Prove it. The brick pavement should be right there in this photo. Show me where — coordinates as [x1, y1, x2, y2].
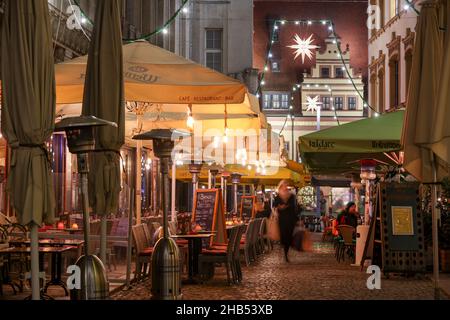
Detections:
[112, 233, 449, 300]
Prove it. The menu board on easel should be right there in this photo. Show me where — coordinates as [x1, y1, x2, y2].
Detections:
[192, 189, 227, 246]
[240, 196, 256, 222]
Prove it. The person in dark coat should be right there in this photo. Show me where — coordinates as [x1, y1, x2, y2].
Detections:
[273, 180, 299, 262]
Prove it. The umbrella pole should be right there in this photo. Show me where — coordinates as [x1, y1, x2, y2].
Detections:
[431, 151, 440, 299]
[100, 216, 107, 264]
[30, 223, 40, 300]
[125, 186, 134, 288]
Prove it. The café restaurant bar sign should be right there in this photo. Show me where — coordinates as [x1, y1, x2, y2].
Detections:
[55, 41, 246, 105]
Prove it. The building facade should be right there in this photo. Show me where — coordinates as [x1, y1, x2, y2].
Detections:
[253, 0, 369, 161]
[368, 0, 421, 114]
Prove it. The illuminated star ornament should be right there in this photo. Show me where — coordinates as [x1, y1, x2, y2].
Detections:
[287, 34, 320, 63]
[303, 96, 322, 113]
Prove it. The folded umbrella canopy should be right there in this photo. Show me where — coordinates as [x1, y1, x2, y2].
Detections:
[299, 111, 404, 174]
[1, 0, 56, 300]
[401, 0, 449, 299]
[82, 0, 124, 218]
[81, 0, 124, 269]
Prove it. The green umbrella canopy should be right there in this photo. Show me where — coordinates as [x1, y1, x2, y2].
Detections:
[1, 0, 56, 226]
[82, 0, 124, 215]
[299, 111, 404, 174]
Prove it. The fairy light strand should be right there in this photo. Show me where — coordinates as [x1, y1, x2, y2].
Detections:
[73, 0, 190, 42]
[256, 19, 379, 117]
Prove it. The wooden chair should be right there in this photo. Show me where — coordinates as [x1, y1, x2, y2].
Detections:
[336, 225, 356, 263]
[240, 220, 256, 266]
[231, 224, 246, 284]
[198, 226, 239, 285]
[131, 224, 153, 281]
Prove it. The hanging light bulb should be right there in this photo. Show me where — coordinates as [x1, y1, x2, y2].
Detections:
[186, 105, 194, 129]
[213, 136, 220, 148]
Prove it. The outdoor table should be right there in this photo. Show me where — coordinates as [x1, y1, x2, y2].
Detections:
[171, 233, 215, 284]
[9, 239, 85, 259]
[0, 246, 77, 298]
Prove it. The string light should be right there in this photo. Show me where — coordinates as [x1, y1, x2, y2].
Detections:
[256, 19, 377, 119]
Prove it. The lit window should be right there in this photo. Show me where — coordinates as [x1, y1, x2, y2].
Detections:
[262, 92, 291, 110]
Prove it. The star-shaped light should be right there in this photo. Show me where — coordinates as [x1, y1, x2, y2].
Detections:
[303, 96, 322, 113]
[287, 34, 319, 63]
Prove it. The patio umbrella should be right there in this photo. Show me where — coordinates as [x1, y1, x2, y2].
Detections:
[81, 0, 124, 264]
[401, 0, 448, 299]
[431, 1, 450, 170]
[299, 110, 404, 174]
[1, 0, 56, 300]
[55, 40, 247, 105]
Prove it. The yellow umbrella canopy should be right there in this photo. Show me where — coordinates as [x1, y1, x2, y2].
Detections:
[55, 40, 246, 105]
[172, 164, 303, 187]
[56, 93, 263, 141]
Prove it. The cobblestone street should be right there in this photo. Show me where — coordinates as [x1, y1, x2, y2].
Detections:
[112, 233, 448, 300]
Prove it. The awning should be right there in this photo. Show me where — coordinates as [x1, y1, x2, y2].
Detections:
[172, 164, 305, 187]
[298, 110, 404, 173]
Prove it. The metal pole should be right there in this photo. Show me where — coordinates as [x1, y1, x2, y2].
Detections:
[291, 115, 295, 160]
[79, 154, 91, 256]
[136, 139, 142, 224]
[171, 163, 176, 222]
[100, 216, 107, 265]
[431, 152, 440, 299]
[30, 223, 40, 300]
[125, 186, 134, 288]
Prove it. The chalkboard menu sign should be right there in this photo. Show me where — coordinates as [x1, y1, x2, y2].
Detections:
[240, 196, 256, 222]
[192, 189, 227, 245]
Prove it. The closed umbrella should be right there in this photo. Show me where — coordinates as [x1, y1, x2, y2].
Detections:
[431, 1, 450, 168]
[401, 0, 449, 299]
[1, 0, 56, 300]
[81, 0, 124, 265]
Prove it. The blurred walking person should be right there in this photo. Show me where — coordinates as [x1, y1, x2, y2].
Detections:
[273, 180, 299, 262]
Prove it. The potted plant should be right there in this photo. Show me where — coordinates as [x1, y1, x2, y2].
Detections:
[438, 177, 450, 272]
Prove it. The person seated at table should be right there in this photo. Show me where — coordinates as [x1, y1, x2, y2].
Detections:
[336, 201, 359, 229]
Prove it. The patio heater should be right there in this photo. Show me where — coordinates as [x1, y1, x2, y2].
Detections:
[231, 173, 244, 215]
[209, 167, 220, 188]
[54, 115, 116, 300]
[221, 172, 230, 215]
[353, 159, 377, 267]
[133, 129, 190, 300]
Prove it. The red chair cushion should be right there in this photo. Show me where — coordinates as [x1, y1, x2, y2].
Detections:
[139, 247, 154, 256]
[202, 249, 226, 255]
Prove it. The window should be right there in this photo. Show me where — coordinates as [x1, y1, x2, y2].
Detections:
[335, 67, 345, 78]
[348, 97, 357, 110]
[405, 51, 413, 97]
[321, 96, 331, 110]
[262, 92, 290, 110]
[320, 67, 331, 78]
[205, 29, 223, 72]
[334, 97, 344, 110]
[389, 58, 400, 108]
[271, 60, 280, 72]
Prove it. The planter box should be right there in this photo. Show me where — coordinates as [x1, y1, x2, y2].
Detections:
[440, 249, 450, 272]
